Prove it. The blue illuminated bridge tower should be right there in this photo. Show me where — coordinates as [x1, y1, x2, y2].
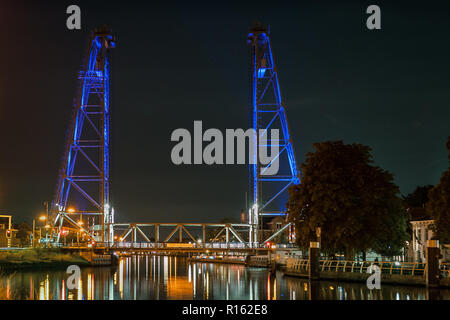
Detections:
[51, 28, 116, 244]
[48, 25, 298, 247]
[248, 24, 301, 243]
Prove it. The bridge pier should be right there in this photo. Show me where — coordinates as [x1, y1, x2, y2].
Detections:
[309, 241, 320, 281]
[426, 240, 440, 288]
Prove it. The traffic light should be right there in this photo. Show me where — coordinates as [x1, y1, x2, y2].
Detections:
[6, 229, 11, 238]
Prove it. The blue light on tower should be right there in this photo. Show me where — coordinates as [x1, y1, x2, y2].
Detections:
[52, 29, 115, 244]
[248, 24, 300, 239]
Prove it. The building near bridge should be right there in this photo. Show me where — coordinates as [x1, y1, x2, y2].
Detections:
[408, 207, 450, 262]
[263, 216, 289, 243]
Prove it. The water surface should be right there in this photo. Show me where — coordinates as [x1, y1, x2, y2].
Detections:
[0, 256, 448, 300]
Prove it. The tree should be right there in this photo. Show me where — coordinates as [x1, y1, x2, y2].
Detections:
[287, 141, 409, 259]
[447, 136, 450, 159]
[426, 137, 450, 243]
[15, 222, 32, 247]
[403, 185, 433, 209]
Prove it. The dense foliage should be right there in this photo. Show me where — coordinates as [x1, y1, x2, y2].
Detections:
[426, 137, 450, 243]
[403, 185, 433, 209]
[287, 141, 409, 259]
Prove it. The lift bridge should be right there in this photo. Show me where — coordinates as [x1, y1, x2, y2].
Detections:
[49, 25, 300, 252]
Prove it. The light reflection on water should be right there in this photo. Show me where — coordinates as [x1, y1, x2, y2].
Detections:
[0, 256, 448, 300]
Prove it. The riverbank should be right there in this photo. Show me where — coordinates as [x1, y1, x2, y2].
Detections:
[0, 248, 90, 270]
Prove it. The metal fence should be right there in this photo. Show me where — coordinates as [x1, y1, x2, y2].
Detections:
[286, 259, 427, 277]
[440, 262, 450, 278]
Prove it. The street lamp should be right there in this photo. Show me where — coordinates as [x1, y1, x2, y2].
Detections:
[33, 214, 47, 247]
[315, 227, 321, 248]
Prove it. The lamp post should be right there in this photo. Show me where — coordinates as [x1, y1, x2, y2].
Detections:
[37, 215, 46, 247]
[315, 227, 321, 248]
[43, 201, 49, 224]
[77, 220, 84, 246]
[32, 219, 35, 247]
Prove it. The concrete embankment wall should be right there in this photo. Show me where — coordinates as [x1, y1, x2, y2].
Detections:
[246, 255, 269, 267]
[284, 269, 426, 286]
[441, 278, 450, 287]
[79, 251, 114, 266]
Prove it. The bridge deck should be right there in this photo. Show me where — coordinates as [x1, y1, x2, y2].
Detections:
[59, 242, 296, 254]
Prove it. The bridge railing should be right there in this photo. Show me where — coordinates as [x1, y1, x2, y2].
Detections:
[275, 243, 297, 249]
[440, 262, 450, 278]
[286, 258, 427, 277]
[61, 241, 278, 249]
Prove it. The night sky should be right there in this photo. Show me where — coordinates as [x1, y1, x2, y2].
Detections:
[1, 0, 449, 224]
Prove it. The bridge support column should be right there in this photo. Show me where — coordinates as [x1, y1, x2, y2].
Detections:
[132, 226, 137, 247]
[309, 241, 320, 281]
[426, 240, 440, 288]
[226, 227, 229, 243]
[155, 224, 159, 247]
[202, 225, 206, 248]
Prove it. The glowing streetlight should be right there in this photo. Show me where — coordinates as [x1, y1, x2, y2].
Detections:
[67, 208, 75, 213]
[39, 215, 46, 221]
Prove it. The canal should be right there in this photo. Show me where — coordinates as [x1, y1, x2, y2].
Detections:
[0, 256, 449, 300]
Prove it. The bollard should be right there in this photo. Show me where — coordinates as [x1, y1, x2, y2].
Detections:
[426, 240, 440, 288]
[309, 241, 320, 280]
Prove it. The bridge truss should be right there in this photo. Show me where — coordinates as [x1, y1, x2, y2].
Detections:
[114, 223, 249, 245]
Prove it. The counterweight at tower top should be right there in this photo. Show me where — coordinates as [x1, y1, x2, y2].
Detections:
[248, 24, 300, 242]
[51, 28, 116, 244]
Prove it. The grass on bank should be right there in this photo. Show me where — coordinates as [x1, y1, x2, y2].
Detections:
[0, 248, 89, 268]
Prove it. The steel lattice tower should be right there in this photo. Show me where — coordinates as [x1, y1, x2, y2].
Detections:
[51, 28, 116, 244]
[248, 24, 300, 243]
